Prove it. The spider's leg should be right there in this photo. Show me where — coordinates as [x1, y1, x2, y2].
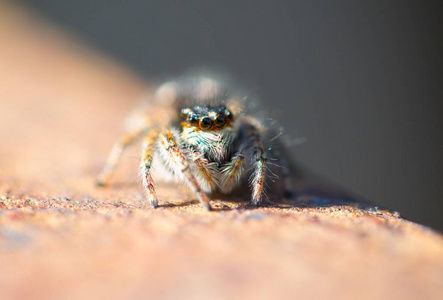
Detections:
[140, 129, 159, 208]
[242, 117, 267, 206]
[220, 151, 245, 192]
[158, 130, 212, 210]
[96, 130, 144, 186]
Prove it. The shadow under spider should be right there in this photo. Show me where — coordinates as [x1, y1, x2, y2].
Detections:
[155, 178, 382, 213]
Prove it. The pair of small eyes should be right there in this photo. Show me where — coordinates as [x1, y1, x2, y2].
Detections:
[189, 114, 227, 130]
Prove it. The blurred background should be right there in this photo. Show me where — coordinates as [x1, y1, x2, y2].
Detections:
[14, 0, 443, 230]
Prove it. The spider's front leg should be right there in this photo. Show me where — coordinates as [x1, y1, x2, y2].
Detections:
[140, 129, 159, 208]
[242, 117, 268, 206]
[158, 130, 212, 210]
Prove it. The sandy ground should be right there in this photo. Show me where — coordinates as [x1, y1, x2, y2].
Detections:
[0, 2, 442, 300]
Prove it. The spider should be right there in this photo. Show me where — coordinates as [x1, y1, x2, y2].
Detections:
[96, 72, 293, 210]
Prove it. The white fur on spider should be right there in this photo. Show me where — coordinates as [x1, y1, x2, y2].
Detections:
[181, 126, 235, 161]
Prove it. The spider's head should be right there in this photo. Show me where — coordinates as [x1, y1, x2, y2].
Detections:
[180, 105, 233, 131]
[180, 105, 235, 160]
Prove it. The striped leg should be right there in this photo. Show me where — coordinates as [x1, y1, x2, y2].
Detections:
[158, 130, 212, 210]
[242, 118, 267, 205]
[140, 130, 159, 208]
[251, 141, 267, 205]
[97, 130, 143, 186]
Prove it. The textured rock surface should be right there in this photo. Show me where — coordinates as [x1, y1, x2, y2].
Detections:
[1, 3, 442, 300]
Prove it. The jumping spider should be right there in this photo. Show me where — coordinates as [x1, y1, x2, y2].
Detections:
[97, 73, 293, 210]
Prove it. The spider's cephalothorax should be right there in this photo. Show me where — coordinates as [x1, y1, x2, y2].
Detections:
[180, 105, 235, 161]
[96, 73, 292, 210]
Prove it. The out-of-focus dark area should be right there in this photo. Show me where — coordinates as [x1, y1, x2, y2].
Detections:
[18, 1, 442, 230]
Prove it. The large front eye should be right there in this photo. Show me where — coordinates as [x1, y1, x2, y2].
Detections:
[200, 117, 213, 130]
[215, 115, 226, 128]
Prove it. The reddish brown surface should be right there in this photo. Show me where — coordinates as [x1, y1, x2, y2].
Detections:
[1, 3, 442, 300]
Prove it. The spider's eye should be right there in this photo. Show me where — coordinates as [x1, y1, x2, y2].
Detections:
[215, 115, 226, 128]
[224, 110, 233, 120]
[189, 114, 199, 126]
[200, 117, 213, 130]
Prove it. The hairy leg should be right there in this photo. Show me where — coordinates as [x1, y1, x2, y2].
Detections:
[140, 129, 159, 208]
[96, 130, 144, 186]
[242, 117, 267, 205]
[158, 130, 212, 210]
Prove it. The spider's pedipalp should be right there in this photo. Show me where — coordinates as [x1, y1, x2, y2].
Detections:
[187, 149, 219, 193]
[220, 151, 245, 193]
[158, 129, 212, 210]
